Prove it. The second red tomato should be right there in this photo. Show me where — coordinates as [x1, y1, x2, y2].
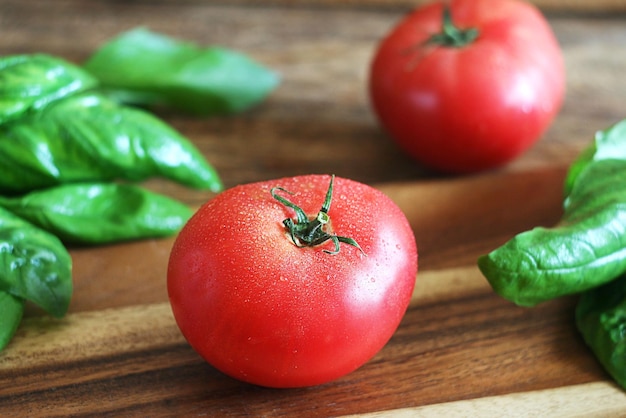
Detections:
[369, 0, 565, 173]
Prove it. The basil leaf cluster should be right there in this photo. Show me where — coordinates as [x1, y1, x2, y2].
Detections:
[0, 30, 278, 351]
[478, 119, 626, 390]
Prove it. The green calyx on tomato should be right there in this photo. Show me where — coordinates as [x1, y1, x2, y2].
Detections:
[427, 7, 478, 48]
[271, 175, 365, 255]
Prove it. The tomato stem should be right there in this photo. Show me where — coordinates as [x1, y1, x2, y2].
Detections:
[271, 175, 366, 256]
[427, 6, 479, 48]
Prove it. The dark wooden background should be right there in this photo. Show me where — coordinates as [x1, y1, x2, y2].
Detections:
[1, 0, 626, 416]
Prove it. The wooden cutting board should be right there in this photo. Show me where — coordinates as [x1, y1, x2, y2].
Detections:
[2, 0, 626, 416]
[2, 167, 626, 417]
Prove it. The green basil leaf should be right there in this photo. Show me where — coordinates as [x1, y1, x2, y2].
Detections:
[83, 28, 279, 115]
[0, 207, 72, 318]
[565, 119, 626, 197]
[0, 93, 222, 194]
[0, 183, 193, 245]
[576, 274, 626, 390]
[0, 54, 97, 124]
[0, 290, 25, 351]
[478, 122, 626, 306]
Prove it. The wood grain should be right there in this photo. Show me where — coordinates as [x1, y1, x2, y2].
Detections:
[1, 0, 626, 416]
[353, 382, 626, 417]
[0, 168, 609, 417]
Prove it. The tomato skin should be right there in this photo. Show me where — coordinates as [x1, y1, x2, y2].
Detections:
[167, 175, 417, 388]
[369, 0, 565, 173]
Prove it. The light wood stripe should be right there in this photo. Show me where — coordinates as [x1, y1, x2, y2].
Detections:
[346, 382, 626, 417]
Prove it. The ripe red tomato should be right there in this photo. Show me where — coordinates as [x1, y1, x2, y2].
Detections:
[369, 0, 565, 173]
[167, 174, 417, 388]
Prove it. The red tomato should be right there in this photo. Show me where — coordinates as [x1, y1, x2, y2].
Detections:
[369, 0, 565, 173]
[167, 175, 417, 388]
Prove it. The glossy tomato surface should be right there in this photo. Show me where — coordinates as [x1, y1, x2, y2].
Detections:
[369, 0, 565, 173]
[167, 175, 418, 388]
